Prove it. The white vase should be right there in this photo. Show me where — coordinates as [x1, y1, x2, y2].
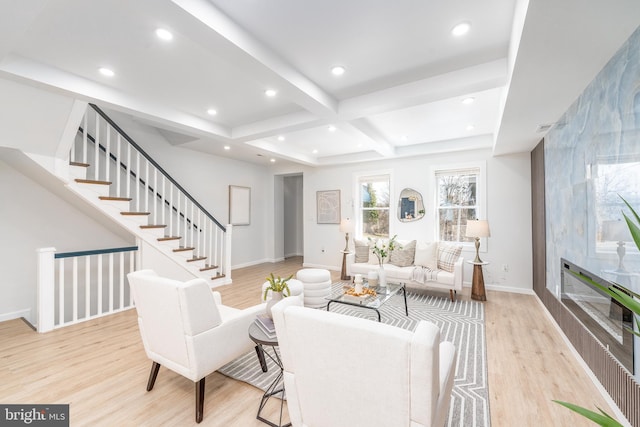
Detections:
[378, 266, 387, 287]
[266, 291, 283, 319]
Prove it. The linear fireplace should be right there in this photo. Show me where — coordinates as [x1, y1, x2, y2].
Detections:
[561, 258, 634, 373]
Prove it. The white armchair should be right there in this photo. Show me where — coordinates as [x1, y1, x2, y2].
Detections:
[271, 297, 457, 427]
[127, 270, 265, 423]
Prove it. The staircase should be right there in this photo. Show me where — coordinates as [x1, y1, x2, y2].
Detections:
[36, 103, 231, 287]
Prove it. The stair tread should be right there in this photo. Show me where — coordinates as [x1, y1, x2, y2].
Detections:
[187, 256, 207, 262]
[75, 178, 112, 185]
[121, 211, 151, 216]
[70, 161, 90, 167]
[99, 196, 132, 202]
[200, 265, 219, 271]
[173, 247, 195, 252]
[140, 224, 166, 229]
[212, 273, 226, 280]
[158, 236, 181, 241]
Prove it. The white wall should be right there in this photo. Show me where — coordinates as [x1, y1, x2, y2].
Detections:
[0, 155, 133, 324]
[292, 149, 533, 292]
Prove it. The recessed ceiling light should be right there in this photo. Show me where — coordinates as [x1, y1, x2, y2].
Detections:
[270, 158, 276, 163]
[452, 22, 471, 37]
[223, 145, 230, 150]
[466, 125, 475, 131]
[312, 149, 319, 154]
[207, 109, 217, 116]
[331, 65, 346, 76]
[462, 97, 475, 105]
[98, 67, 115, 77]
[265, 89, 277, 97]
[155, 28, 173, 41]
[328, 125, 336, 132]
[277, 135, 285, 141]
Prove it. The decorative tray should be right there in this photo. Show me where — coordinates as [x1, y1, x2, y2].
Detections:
[342, 286, 376, 302]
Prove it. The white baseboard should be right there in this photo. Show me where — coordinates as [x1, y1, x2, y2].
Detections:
[0, 308, 31, 323]
[231, 258, 284, 270]
[534, 295, 632, 427]
[284, 252, 303, 258]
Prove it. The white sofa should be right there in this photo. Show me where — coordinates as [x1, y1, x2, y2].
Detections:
[346, 240, 464, 301]
[272, 296, 457, 427]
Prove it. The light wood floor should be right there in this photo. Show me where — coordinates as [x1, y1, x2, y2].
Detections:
[0, 257, 615, 426]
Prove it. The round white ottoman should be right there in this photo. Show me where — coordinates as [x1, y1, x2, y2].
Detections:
[261, 278, 304, 303]
[296, 268, 332, 308]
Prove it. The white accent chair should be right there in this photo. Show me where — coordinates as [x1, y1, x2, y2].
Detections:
[127, 270, 265, 423]
[271, 297, 457, 427]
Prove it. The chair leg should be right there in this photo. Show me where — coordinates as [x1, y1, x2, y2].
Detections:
[146, 362, 161, 391]
[449, 289, 455, 302]
[195, 378, 205, 423]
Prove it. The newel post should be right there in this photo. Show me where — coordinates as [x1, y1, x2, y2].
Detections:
[37, 247, 56, 333]
[225, 224, 233, 281]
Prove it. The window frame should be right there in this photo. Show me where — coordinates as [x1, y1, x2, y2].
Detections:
[431, 162, 486, 249]
[354, 171, 394, 240]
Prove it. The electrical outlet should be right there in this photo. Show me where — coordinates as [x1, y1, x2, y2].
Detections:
[502, 264, 509, 272]
[321, 246, 325, 253]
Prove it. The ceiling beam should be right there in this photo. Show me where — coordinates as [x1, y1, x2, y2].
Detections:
[171, 0, 338, 117]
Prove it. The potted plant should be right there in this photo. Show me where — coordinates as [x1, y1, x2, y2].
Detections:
[367, 235, 399, 287]
[263, 273, 293, 318]
[554, 196, 640, 426]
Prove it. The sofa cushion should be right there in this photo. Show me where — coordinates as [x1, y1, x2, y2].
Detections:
[390, 240, 416, 267]
[382, 263, 414, 280]
[354, 239, 370, 263]
[414, 241, 438, 270]
[437, 243, 462, 273]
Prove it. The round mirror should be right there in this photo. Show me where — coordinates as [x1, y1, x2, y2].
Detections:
[398, 188, 425, 222]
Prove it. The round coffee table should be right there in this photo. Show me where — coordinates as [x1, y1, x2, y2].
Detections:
[248, 322, 290, 427]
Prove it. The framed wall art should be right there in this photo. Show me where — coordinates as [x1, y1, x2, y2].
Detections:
[229, 185, 251, 226]
[316, 190, 341, 224]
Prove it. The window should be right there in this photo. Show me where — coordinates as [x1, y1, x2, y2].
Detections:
[435, 167, 481, 243]
[358, 174, 390, 239]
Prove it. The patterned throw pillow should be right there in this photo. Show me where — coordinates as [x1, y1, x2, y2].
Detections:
[437, 243, 462, 272]
[390, 240, 416, 267]
[354, 239, 370, 263]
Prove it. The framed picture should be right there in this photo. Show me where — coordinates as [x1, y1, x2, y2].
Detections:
[316, 190, 341, 224]
[229, 185, 251, 226]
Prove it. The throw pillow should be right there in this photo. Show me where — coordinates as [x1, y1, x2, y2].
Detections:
[437, 243, 462, 273]
[414, 241, 438, 270]
[390, 240, 416, 267]
[354, 239, 370, 263]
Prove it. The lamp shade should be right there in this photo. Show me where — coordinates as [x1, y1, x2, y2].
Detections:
[465, 220, 491, 238]
[602, 220, 630, 242]
[339, 218, 354, 233]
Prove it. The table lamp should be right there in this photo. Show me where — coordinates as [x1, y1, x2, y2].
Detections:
[339, 218, 354, 252]
[465, 220, 491, 263]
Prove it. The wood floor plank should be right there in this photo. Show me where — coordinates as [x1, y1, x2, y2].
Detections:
[0, 257, 618, 426]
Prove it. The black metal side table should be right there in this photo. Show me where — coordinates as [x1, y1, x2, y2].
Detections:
[248, 322, 291, 427]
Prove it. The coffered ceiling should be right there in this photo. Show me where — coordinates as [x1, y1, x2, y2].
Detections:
[0, 0, 638, 166]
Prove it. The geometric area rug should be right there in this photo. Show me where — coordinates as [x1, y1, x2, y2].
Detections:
[219, 285, 490, 427]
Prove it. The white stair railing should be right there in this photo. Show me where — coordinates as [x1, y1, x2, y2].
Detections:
[73, 104, 228, 279]
[37, 245, 138, 333]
